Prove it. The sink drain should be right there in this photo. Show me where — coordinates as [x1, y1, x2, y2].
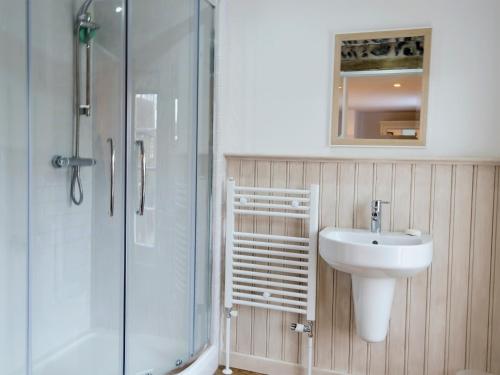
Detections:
[372, 240, 379, 245]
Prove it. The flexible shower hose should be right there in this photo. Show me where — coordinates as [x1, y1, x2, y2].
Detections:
[70, 166, 84, 205]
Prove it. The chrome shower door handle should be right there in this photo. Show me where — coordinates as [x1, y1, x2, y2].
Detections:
[107, 138, 115, 217]
[135, 140, 146, 216]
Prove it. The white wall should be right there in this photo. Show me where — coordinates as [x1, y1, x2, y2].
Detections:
[218, 0, 500, 159]
[30, 0, 94, 362]
[0, 1, 28, 374]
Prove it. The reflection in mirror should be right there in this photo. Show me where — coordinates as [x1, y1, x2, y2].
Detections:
[331, 29, 431, 146]
[134, 93, 158, 247]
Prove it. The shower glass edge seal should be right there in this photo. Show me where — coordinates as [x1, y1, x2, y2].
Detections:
[26, 0, 33, 374]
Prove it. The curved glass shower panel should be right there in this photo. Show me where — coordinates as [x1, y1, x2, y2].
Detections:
[30, 1, 125, 374]
[126, 0, 201, 373]
[0, 1, 28, 374]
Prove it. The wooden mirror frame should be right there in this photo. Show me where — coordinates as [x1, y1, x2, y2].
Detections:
[330, 28, 432, 147]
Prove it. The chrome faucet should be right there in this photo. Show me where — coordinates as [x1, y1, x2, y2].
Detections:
[371, 200, 390, 233]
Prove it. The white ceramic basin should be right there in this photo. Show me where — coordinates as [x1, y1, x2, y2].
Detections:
[319, 227, 433, 342]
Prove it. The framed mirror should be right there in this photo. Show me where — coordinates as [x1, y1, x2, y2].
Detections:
[330, 28, 431, 146]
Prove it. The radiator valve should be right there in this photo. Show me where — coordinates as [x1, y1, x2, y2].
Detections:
[290, 321, 313, 337]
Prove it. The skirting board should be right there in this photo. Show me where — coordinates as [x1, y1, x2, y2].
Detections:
[220, 352, 348, 375]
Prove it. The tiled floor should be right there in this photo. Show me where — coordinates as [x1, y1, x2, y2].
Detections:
[215, 366, 264, 375]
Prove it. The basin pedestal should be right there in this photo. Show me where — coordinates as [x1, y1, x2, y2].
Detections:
[351, 275, 396, 342]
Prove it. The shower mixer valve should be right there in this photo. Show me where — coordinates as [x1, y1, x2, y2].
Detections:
[52, 156, 96, 168]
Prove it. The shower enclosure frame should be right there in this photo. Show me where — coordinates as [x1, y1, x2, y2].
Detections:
[12, 0, 220, 374]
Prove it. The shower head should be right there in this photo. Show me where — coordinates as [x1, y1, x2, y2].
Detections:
[76, 0, 99, 42]
[77, 0, 94, 20]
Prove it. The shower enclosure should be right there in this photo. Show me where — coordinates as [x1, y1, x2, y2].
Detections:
[0, 0, 215, 374]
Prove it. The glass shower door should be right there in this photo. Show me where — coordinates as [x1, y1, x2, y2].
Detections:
[126, 0, 200, 373]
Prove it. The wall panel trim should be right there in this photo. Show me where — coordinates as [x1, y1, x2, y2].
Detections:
[223, 156, 500, 375]
[225, 154, 500, 166]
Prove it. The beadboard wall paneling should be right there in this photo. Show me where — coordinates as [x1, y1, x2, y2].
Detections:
[224, 157, 500, 375]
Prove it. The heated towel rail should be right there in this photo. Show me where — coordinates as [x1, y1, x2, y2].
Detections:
[223, 178, 320, 375]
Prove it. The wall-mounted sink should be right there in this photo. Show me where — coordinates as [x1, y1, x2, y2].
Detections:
[319, 227, 433, 342]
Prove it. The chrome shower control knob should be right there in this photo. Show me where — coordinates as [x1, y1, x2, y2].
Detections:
[52, 156, 67, 168]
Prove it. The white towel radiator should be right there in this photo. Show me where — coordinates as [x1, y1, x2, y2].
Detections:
[223, 178, 320, 375]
